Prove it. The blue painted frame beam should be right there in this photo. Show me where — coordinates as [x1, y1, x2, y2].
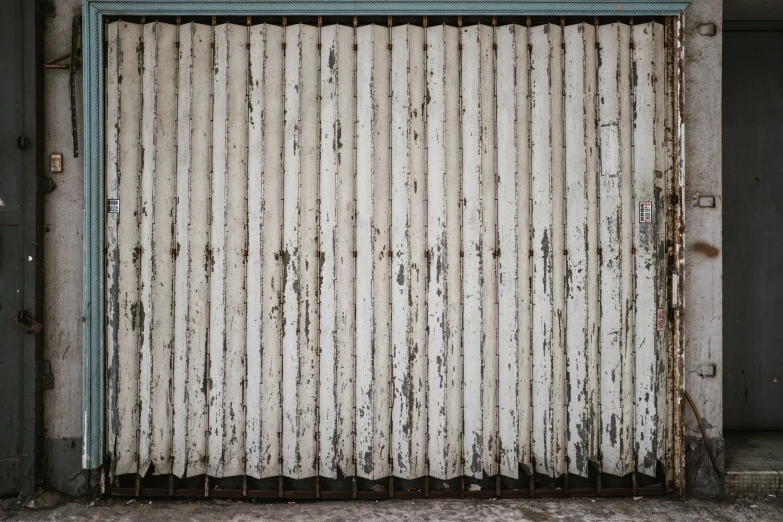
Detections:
[81, 0, 690, 470]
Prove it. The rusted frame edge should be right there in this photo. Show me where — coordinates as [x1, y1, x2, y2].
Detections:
[667, 14, 686, 498]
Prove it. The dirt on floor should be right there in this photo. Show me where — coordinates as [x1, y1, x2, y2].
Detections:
[2, 493, 783, 522]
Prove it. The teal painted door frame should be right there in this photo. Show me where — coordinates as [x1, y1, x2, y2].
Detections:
[81, 0, 690, 471]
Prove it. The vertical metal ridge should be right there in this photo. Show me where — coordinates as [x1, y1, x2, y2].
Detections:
[355, 22, 375, 480]
[356, 23, 392, 481]
[550, 21, 566, 479]
[409, 23, 427, 480]
[318, 21, 338, 480]
[597, 21, 635, 478]
[518, 20, 533, 476]
[564, 21, 590, 478]
[314, 19, 322, 489]
[301, 21, 320, 480]
[480, 21, 498, 480]
[584, 20, 600, 478]
[277, 19, 286, 482]
[258, 21, 286, 480]
[425, 23, 448, 480]
[334, 21, 357, 479]
[172, 19, 193, 479]
[391, 22, 417, 480]
[444, 23, 463, 481]
[530, 22, 556, 479]
[460, 22, 483, 480]
[496, 22, 521, 479]
[151, 21, 178, 476]
[421, 18, 430, 487]
[221, 21, 249, 478]
[105, 20, 120, 481]
[240, 18, 252, 483]
[208, 21, 229, 478]
[137, 21, 157, 477]
[186, 21, 212, 478]
[352, 16, 358, 487]
[282, 22, 302, 479]
[377, 23, 392, 483]
[282, 22, 320, 479]
[618, 21, 635, 478]
[245, 22, 265, 479]
[592, 17, 604, 482]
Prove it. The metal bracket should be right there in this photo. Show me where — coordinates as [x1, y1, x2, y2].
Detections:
[16, 310, 43, 335]
[37, 361, 55, 390]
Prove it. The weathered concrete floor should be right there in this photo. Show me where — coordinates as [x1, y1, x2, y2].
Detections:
[3, 495, 783, 522]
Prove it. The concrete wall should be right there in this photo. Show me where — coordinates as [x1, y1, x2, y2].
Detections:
[39, 0, 725, 496]
[682, 0, 724, 496]
[42, 0, 88, 496]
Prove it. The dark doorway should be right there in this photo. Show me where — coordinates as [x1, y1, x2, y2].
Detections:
[0, 0, 42, 496]
[723, 28, 783, 430]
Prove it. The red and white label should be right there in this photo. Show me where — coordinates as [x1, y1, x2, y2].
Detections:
[640, 201, 653, 223]
[656, 308, 665, 332]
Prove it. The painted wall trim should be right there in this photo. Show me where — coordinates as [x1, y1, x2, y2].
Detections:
[86, 1, 691, 16]
[81, 0, 691, 470]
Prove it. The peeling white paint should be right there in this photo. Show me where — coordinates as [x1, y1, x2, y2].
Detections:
[105, 20, 674, 483]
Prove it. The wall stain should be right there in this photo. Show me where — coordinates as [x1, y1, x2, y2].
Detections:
[692, 241, 719, 258]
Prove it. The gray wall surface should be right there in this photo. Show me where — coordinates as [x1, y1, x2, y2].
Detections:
[42, 0, 88, 496]
[40, 0, 724, 496]
[682, 0, 724, 496]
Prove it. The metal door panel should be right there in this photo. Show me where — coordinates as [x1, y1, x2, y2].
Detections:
[104, 20, 675, 487]
[0, 0, 40, 496]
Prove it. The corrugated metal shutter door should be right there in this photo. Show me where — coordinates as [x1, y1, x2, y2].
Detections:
[105, 20, 671, 484]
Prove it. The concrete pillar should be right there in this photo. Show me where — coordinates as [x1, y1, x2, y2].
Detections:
[682, 0, 724, 496]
